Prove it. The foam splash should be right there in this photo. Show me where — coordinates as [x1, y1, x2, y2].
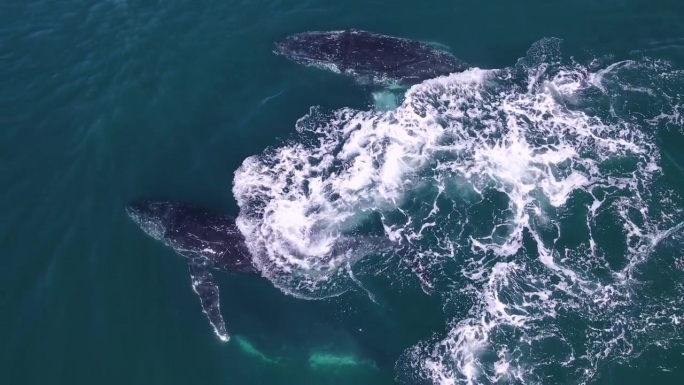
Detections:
[233, 71, 456, 296]
[399, 41, 684, 385]
[232, 38, 684, 384]
[372, 91, 400, 111]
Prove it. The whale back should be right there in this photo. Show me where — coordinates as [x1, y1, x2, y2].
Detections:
[274, 29, 468, 85]
[163, 205, 257, 273]
[126, 200, 257, 274]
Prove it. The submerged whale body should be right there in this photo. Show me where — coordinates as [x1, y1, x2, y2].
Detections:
[126, 200, 258, 342]
[274, 29, 469, 86]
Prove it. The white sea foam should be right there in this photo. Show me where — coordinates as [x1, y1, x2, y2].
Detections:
[232, 38, 684, 383]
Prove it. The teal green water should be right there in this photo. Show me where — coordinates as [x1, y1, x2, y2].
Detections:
[3, 1, 684, 384]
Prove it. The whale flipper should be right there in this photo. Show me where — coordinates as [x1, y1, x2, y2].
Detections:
[188, 253, 230, 342]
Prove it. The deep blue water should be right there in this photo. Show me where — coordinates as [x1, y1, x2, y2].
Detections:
[3, 1, 684, 384]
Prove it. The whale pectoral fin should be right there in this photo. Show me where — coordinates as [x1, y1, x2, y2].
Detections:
[187, 253, 230, 342]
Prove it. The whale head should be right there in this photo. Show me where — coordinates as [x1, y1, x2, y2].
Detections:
[273, 30, 347, 69]
[125, 200, 176, 242]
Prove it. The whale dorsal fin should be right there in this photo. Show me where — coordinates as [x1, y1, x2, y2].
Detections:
[188, 253, 230, 342]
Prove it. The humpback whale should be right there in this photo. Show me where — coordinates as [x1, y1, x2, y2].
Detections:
[126, 200, 425, 343]
[273, 29, 468, 86]
[126, 200, 257, 342]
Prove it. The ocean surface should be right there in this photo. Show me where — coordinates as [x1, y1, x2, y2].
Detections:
[3, 1, 684, 384]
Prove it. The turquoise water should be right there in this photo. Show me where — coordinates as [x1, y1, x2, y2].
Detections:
[3, 1, 684, 384]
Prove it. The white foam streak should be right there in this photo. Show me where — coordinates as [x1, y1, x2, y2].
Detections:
[233, 69, 490, 296]
[232, 39, 684, 383]
[402, 47, 678, 384]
